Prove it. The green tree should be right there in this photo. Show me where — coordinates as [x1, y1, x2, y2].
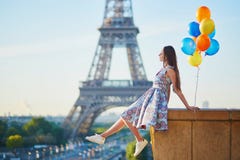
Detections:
[36, 134, 56, 144]
[51, 124, 65, 144]
[126, 141, 137, 160]
[0, 120, 7, 136]
[6, 134, 24, 149]
[126, 140, 149, 160]
[0, 120, 7, 146]
[23, 117, 66, 145]
[23, 117, 52, 136]
[9, 121, 25, 136]
[6, 127, 21, 137]
[126, 132, 153, 160]
[94, 127, 107, 134]
[23, 136, 37, 147]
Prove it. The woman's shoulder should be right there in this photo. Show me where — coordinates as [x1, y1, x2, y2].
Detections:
[163, 65, 174, 73]
[165, 65, 174, 70]
[158, 65, 174, 75]
[165, 66, 176, 77]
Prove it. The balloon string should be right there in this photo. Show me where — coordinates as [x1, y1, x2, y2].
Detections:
[194, 67, 200, 106]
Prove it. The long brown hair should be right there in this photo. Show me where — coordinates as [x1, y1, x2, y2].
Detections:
[163, 45, 181, 91]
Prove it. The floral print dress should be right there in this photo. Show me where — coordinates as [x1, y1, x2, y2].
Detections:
[121, 65, 174, 131]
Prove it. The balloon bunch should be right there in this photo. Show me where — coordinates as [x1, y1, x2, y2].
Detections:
[181, 6, 220, 67]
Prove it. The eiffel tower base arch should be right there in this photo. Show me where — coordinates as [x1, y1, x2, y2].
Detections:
[62, 80, 152, 139]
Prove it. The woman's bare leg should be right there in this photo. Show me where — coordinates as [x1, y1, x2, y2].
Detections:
[100, 117, 143, 142]
[100, 118, 125, 138]
[121, 118, 143, 142]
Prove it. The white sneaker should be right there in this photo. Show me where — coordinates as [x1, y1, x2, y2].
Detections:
[85, 134, 105, 145]
[134, 139, 148, 157]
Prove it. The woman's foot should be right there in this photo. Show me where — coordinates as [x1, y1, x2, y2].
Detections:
[134, 139, 148, 157]
[85, 134, 105, 145]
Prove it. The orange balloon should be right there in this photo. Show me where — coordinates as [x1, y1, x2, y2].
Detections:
[196, 6, 211, 22]
[196, 34, 210, 51]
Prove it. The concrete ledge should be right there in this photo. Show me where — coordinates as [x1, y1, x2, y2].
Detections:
[150, 109, 240, 160]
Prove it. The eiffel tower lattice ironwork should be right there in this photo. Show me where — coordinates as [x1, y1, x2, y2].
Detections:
[63, 0, 152, 139]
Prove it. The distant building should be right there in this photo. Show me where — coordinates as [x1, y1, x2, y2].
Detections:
[95, 112, 120, 123]
[0, 115, 65, 126]
[202, 100, 209, 108]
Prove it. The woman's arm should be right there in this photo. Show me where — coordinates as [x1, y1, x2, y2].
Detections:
[166, 69, 199, 111]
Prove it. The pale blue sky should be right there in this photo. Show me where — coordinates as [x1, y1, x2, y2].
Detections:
[0, 0, 240, 116]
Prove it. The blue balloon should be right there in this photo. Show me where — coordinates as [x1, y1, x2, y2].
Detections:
[181, 37, 196, 55]
[205, 39, 220, 56]
[208, 29, 216, 39]
[188, 21, 201, 37]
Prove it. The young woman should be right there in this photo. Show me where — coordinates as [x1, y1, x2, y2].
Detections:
[86, 45, 200, 157]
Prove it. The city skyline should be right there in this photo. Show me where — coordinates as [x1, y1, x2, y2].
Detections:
[1, 0, 240, 116]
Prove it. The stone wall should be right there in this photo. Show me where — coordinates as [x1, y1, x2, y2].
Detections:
[150, 109, 240, 160]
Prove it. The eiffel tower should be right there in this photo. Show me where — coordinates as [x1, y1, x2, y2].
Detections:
[63, 0, 152, 139]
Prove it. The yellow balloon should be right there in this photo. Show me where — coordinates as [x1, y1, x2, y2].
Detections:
[188, 51, 202, 67]
[200, 18, 215, 35]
